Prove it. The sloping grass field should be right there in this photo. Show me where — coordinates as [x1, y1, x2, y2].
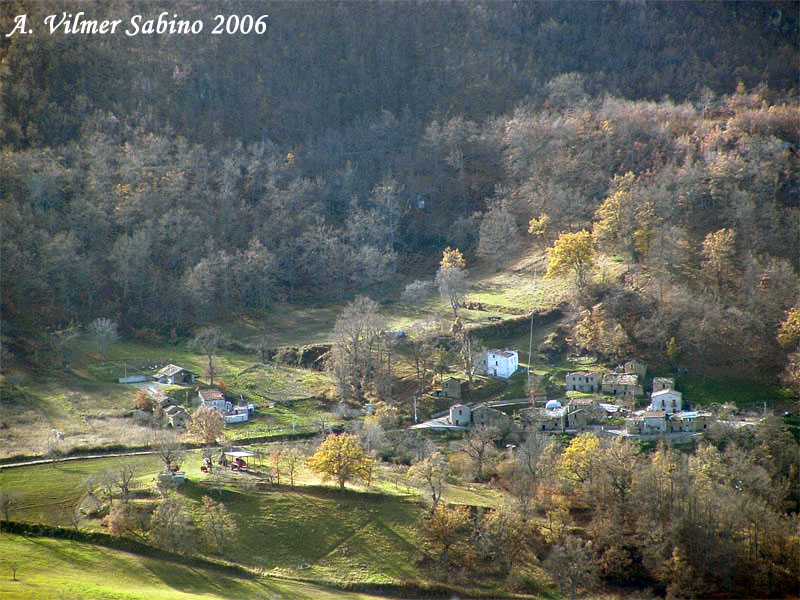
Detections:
[1, 452, 518, 598]
[0, 534, 389, 600]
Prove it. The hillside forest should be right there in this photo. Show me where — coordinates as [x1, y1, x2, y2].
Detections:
[2, 1, 799, 387]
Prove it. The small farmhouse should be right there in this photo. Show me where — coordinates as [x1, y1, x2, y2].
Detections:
[566, 371, 602, 393]
[449, 403, 471, 427]
[602, 373, 643, 399]
[652, 377, 675, 392]
[624, 359, 647, 379]
[153, 364, 197, 385]
[520, 403, 587, 433]
[198, 389, 231, 413]
[479, 349, 519, 378]
[435, 377, 466, 399]
[626, 410, 667, 435]
[648, 389, 683, 414]
[567, 396, 607, 419]
[669, 411, 711, 432]
[471, 404, 513, 429]
[164, 405, 189, 428]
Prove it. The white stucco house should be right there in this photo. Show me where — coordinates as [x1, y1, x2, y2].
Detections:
[481, 349, 519, 378]
[198, 389, 232, 413]
[648, 389, 683, 414]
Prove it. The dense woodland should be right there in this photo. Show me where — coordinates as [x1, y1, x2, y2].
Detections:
[412, 424, 800, 599]
[2, 2, 799, 381]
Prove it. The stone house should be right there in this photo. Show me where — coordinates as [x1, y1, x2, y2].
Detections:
[624, 359, 647, 379]
[625, 410, 667, 435]
[520, 405, 587, 433]
[568, 396, 605, 420]
[471, 404, 513, 429]
[435, 377, 466, 399]
[449, 403, 471, 427]
[565, 371, 602, 393]
[668, 411, 711, 433]
[602, 373, 643, 399]
[153, 364, 197, 385]
[626, 410, 711, 436]
[652, 377, 675, 392]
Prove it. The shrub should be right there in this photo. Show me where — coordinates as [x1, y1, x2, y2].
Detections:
[134, 390, 154, 412]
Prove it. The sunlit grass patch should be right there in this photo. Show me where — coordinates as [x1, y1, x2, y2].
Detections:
[0, 534, 388, 599]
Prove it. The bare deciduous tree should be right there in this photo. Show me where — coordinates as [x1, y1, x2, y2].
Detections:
[149, 494, 195, 554]
[188, 405, 225, 445]
[402, 322, 438, 397]
[200, 495, 238, 555]
[253, 334, 271, 363]
[88, 318, 119, 362]
[401, 280, 435, 310]
[461, 425, 498, 482]
[50, 323, 79, 369]
[477, 204, 518, 270]
[435, 248, 467, 318]
[190, 326, 229, 386]
[116, 464, 137, 503]
[282, 446, 304, 487]
[330, 296, 384, 404]
[408, 450, 448, 513]
[0, 489, 18, 520]
[543, 536, 599, 600]
[151, 430, 185, 473]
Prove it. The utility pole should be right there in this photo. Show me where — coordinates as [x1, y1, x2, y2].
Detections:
[527, 266, 538, 392]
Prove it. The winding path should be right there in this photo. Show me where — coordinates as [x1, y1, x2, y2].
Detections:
[0, 450, 159, 470]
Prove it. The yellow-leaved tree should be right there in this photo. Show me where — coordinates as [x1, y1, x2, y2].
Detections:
[436, 247, 467, 317]
[701, 228, 737, 294]
[545, 230, 596, 288]
[777, 307, 800, 349]
[528, 213, 550, 238]
[556, 433, 601, 494]
[307, 433, 372, 491]
[440, 246, 466, 269]
[593, 172, 636, 254]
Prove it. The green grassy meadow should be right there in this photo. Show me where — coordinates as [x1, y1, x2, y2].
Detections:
[0, 534, 389, 600]
[0, 452, 520, 597]
[0, 455, 164, 526]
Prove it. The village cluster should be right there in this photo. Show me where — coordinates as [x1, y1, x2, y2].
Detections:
[419, 351, 714, 441]
[141, 349, 719, 445]
[146, 363, 255, 428]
